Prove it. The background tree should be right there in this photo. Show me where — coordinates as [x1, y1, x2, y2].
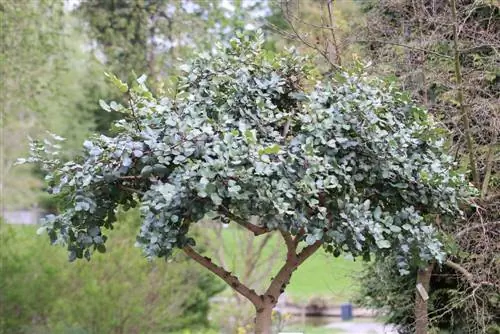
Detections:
[353, 0, 499, 332]
[0, 0, 103, 209]
[22, 34, 472, 333]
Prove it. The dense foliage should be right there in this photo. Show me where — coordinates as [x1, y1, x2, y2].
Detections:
[22, 34, 472, 274]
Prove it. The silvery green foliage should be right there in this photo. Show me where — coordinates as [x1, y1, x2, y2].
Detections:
[22, 34, 472, 271]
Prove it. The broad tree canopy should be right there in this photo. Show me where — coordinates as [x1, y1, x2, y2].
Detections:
[23, 33, 471, 272]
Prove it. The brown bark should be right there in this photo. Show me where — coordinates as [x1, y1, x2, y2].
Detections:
[254, 304, 274, 334]
[415, 263, 435, 334]
[183, 246, 263, 308]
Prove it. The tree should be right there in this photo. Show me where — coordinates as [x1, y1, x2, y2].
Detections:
[21, 33, 472, 333]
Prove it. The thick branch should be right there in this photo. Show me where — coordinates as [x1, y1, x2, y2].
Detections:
[480, 144, 494, 198]
[356, 39, 452, 59]
[445, 260, 474, 283]
[183, 245, 263, 308]
[219, 206, 269, 236]
[265, 240, 322, 301]
[293, 228, 305, 248]
[456, 221, 500, 238]
[297, 240, 322, 266]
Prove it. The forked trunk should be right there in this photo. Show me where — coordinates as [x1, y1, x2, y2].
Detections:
[254, 305, 274, 334]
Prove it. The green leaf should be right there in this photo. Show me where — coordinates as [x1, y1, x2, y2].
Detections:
[99, 99, 111, 112]
[210, 193, 222, 206]
[258, 144, 280, 155]
[305, 234, 317, 245]
[140, 165, 153, 177]
[376, 239, 391, 249]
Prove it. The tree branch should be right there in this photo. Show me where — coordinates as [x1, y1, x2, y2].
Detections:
[297, 240, 322, 266]
[356, 39, 452, 59]
[280, 229, 296, 259]
[219, 206, 269, 236]
[445, 260, 475, 285]
[265, 240, 322, 303]
[293, 228, 305, 248]
[480, 144, 494, 198]
[456, 220, 500, 238]
[445, 260, 497, 290]
[326, 0, 342, 66]
[183, 245, 263, 308]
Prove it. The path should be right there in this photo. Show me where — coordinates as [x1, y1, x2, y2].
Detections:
[325, 321, 397, 334]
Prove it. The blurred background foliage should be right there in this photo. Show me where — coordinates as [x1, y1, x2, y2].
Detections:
[0, 211, 225, 334]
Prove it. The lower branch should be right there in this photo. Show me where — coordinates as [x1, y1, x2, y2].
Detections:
[183, 245, 263, 308]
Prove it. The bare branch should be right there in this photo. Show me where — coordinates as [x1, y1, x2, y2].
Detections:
[480, 144, 494, 198]
[450, 0, 480, 186]
[183, 245, 263, 308]
[356, 39, 452, 59]
[119, 175, 142, 180]
[445, 260, 497, 289]
[117, 184, 144, 195]
[326, 0, 342, 66]
[267, 8, 342, 71]
[456, 221, 500, 238]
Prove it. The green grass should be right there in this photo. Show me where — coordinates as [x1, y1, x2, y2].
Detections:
[287, 250, 363, 302]
[202, 224, 363, 303]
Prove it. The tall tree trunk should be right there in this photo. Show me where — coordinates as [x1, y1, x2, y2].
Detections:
[415, 263, 434, 334]
[254, 304, 274, 334]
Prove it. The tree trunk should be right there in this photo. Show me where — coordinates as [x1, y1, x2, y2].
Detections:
[254, 305, 274, 334]
[415, 263, 434, 334]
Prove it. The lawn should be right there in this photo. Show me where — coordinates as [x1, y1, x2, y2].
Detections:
[287, 249, 363, 302]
